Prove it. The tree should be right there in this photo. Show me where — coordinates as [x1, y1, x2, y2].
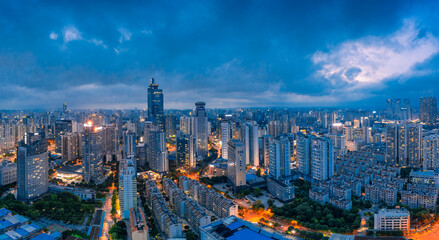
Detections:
[109, 221, 127, 240]
[267, 199, 274, 206]
[256, 168, 262, 177]
[253, 187, 262, 196]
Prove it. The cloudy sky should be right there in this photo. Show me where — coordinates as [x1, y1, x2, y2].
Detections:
[1, 0, 439, 110]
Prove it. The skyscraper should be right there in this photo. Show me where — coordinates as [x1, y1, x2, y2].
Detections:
[194, 102, 208, 158]
[176, 132, 196, 169]
[145, 122, 168, 173]
[119, 157, 137, 219]
[420, 97, 437, 124]
[268, 136, 291, 179]
[82, 121, 104, 184]
[124, 130, 137, 158]
[147, 78, 165, 131]
[220, 121, 231, 159]
[17, 132, 49, 202]
[227, 139, 246, 188]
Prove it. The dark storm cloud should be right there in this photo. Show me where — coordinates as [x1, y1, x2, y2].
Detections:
[0, 0, 438, 109]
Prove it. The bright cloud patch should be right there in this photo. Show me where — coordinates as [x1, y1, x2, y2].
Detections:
[313, 20, 439, 88]
[49, 32, 58, 40]
[62, 26, 82, 43]
[118, 28, 132, 43]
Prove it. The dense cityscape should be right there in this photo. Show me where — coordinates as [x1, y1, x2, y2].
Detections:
[2, 1, 439, 240]
[0, 77, 438, 240]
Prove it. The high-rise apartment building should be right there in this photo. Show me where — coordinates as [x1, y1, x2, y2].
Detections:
[220, 121, 231, 159]
[180, 116, 195, 135]
[194, 102, 208, 159]
[145, 122, 168, 173]
[420, 97, 437, 124]
[54, 119, 73, 153]
[82, 122, 104, 184]
[61, 132, 81, 162]
[165, 114, 177, 138]
[241, 121, 259, 166]
[310, 136, 334, 181]
[147, 78, 165, 131]
[17, 132, 49, 202]
[296, 133, 311, 176]
[296, 133, 334, 181]
[386, 123, 421, 167]
[262, 135, 274, 167]
[268, 136, 291, 179]
[423, 133, 439, 170]
[119, 157, 137, 219]
[227, 140, 246, 188]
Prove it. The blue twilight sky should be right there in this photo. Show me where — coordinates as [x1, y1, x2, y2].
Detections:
[1, 0, 439, 110]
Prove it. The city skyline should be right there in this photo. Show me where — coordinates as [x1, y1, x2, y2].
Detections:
[1, 1, 439, 109]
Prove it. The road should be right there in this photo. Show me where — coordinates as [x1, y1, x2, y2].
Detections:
[100, 189, 115, 240]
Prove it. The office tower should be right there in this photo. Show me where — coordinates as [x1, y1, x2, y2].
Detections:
[194, 102, 208, 158]
[423, 133, 439, 170]
[147, 78, 165, 131]
[310, 136, 334, 181]
[296, 133, 311, 176]
[241, 122, 259, 167]
[220, 121, 231, 159]
[262, 135, 273, 167]
[17, 132, 49, 202]
[180, 116, 195, 135]
[385, 123, 421, 167]
[119, 157, 137, 219]
[145, 122, 168, 173]
[227, 140, 246, 188]
[61, 132, 82, 162]
[54, 119, 73, 153]
[82, 122, 104, 184]
[420, 97, 438, 124]
[165, 114, 177, 138]
[176, 132, 196, 169]
[124, 130, 137, 158]
[268, 136, 291, 179]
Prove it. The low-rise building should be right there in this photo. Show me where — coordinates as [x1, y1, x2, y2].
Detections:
[48, 184, 96, 200]
[129, 207, 148, 240]
[0, 161, 16, 186]
[267, 177, 294, 202]
[374, 208, 410, 231]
